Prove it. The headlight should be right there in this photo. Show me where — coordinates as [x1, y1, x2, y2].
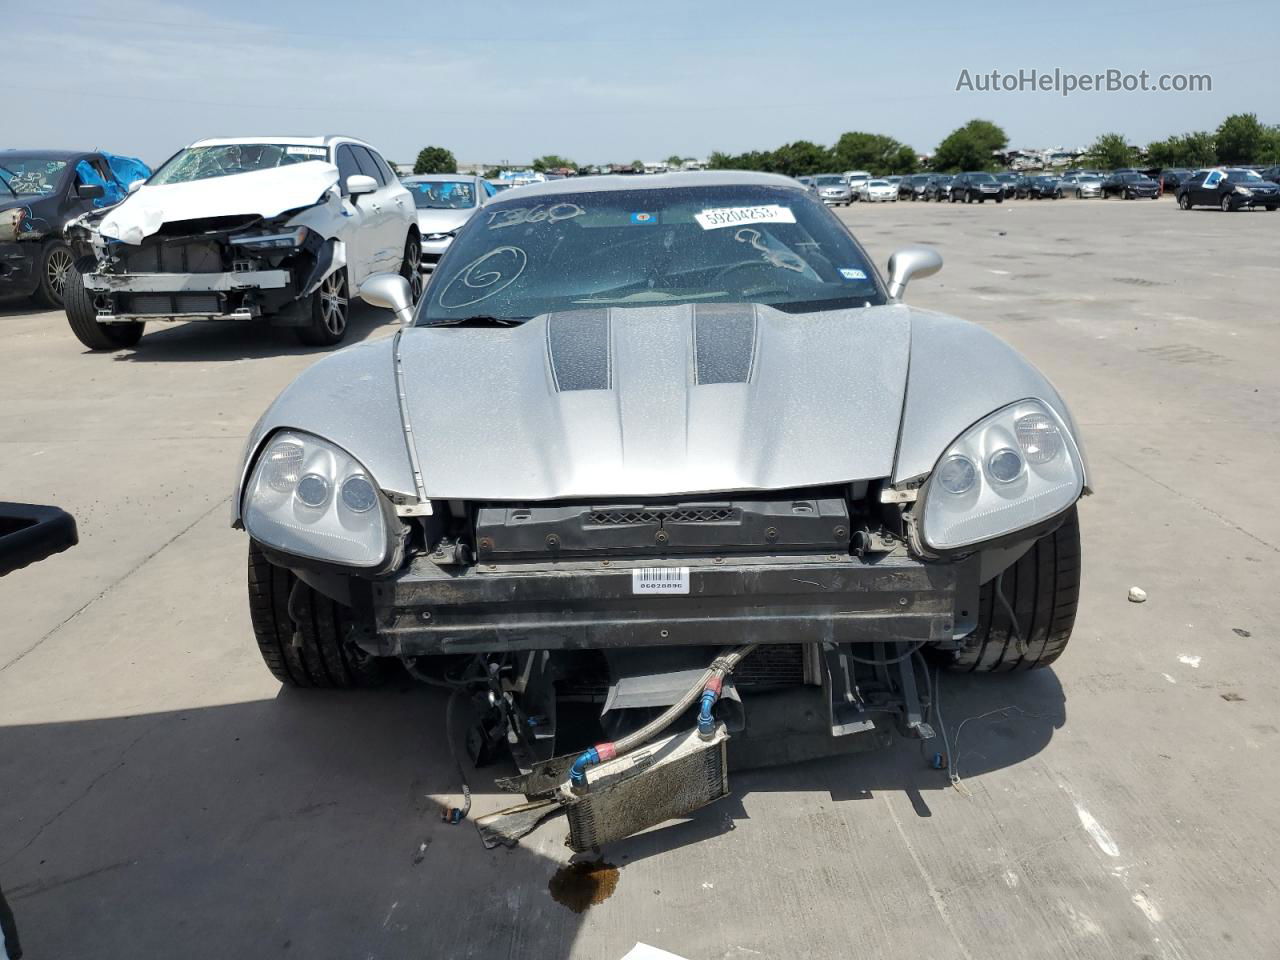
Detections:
[920, 399, 1083, 551]
[230, 226, 310, 249]
[423, 231, 455, 242]
[242, 430, 388, 567]
[1235, 187, 1252, 196]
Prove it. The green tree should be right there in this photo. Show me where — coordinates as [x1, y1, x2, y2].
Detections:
[1259, 125, 1280, 165]
[665, 154, 685, 168]
[932, 119, 1008, 172]
[483, 167, 503, 180]
[532, 154, 574, 173]
[631, 160, 644, 173]
[1146, 132, 1217, 168]
[413, 146, 457, 175]
[1215, 113, 1267, 165]
[1084, 133, 1134, 170]
[832, 132, 917, 175]
[768, 140, 833, 177]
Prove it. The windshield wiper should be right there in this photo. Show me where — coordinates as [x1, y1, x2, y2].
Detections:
[423, 315, 527, 327]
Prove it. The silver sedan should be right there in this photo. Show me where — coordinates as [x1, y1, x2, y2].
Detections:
[400, 173, 494, 268]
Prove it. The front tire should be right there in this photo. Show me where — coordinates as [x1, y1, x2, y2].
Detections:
[296, 267, 349, 346]
[1221, 194, 1234, 212]
[64, 256, 145, 350]
[930, 508, 1081, 673]
[247, 542, 386, 688]
[1179, 193, 1191, 210]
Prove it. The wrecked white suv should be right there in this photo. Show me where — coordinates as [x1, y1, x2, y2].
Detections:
[63, 136, 420, 350]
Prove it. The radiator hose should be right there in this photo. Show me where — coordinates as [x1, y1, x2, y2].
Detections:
[568, 643, 757, 791]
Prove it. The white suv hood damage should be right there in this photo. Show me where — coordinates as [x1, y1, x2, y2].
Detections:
[97, 161, 340, 244]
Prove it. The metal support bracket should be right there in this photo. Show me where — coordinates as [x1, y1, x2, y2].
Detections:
[821, 643, 877, 737]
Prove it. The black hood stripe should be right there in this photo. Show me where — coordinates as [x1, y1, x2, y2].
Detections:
[694, 303, 757, 385]
[547, 309, 611, 391]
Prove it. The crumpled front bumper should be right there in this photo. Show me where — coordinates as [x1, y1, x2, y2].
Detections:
[367, 552, 965, 656]
[83, 270, 291, 293]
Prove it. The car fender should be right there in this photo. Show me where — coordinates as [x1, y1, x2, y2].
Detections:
[892, 308, 1089, 489]
[230, 335, 416, 526]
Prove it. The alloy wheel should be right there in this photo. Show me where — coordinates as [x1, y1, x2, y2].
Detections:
[404, 239, 424, 302]
[319, 270, 348, 336]
[47, 247, 73, 301]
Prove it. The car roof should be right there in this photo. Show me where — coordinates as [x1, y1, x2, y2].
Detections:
[187, 135, 372, 149]
[402, 173, 481, 182]
[0, 148, 96, 161]
[498, 171, 806, 201]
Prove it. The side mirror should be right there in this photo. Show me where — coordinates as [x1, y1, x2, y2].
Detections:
[347, 174, 378, 197]
[127, 179, 145, 194]
[76, 183, 105, 200]
[360, 272, 414, 325]
[886, 245, 943, 300]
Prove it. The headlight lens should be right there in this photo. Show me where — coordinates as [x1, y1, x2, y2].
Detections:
[921, 399, 1083, 550]
[230, 226, 310, 249]
[243, 430, 388, 567]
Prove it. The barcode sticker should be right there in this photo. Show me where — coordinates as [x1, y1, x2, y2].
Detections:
[631, 567, 690, 595]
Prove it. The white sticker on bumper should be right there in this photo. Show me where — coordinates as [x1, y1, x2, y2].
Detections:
[632, 567, 690, 595]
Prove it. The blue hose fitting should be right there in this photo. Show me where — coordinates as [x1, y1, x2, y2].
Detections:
[697, 689, 719, 739]
[569, 747, 600, 789]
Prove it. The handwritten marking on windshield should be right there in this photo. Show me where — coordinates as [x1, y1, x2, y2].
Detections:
[437, 245, 528, 309]
[733, 228, 806, 273]
[487, 202, 585, 230]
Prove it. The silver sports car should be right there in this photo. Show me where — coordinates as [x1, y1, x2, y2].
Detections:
[233, 172, 1088, 848]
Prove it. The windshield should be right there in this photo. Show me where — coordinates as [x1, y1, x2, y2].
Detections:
[416, 184, 885, 326]
[0, 156, 69, 196]
[867, 180, 889, 187]
[149, 143, 326, 185]
[968, 173, 996, 183]
[406, 180, 478, 209]
[814, 176, 845, 186]
[1227, 169, 1263, 182]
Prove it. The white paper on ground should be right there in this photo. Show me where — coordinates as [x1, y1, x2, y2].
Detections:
[620, 945, 692, 960]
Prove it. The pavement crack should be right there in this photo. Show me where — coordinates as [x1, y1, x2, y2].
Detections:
[8, 858, 137, 900]
[0, 723, 158, 867]
[1108, 454, 1279, 553]
[0, 497, 229, 674]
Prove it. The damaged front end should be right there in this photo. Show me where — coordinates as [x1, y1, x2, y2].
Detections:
[69, 212, 336, 324]
[281, 482, 974, 850]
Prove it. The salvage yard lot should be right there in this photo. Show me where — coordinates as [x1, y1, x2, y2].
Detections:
[2, 198, 1278, 959]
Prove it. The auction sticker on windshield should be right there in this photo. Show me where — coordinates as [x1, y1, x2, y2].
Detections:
[632, 567, 690, 595]
[286, 146, 327, 157]
[695, 205, 796, 230]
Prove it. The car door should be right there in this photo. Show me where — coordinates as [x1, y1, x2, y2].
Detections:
[364, 146, 414, 268]
[331, 143, 377, 286]
[348, 146, 401, 273]
[1198, 170, 1224, 206]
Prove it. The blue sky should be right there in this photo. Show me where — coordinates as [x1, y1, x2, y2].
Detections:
[8, 0, 1277, 165]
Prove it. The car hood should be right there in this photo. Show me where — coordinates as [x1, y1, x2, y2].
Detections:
[233, 304, 1087, 521]
[397, 303, 913, 500]
[415, 207, 474, 234]
[97, 161, 339, 244]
